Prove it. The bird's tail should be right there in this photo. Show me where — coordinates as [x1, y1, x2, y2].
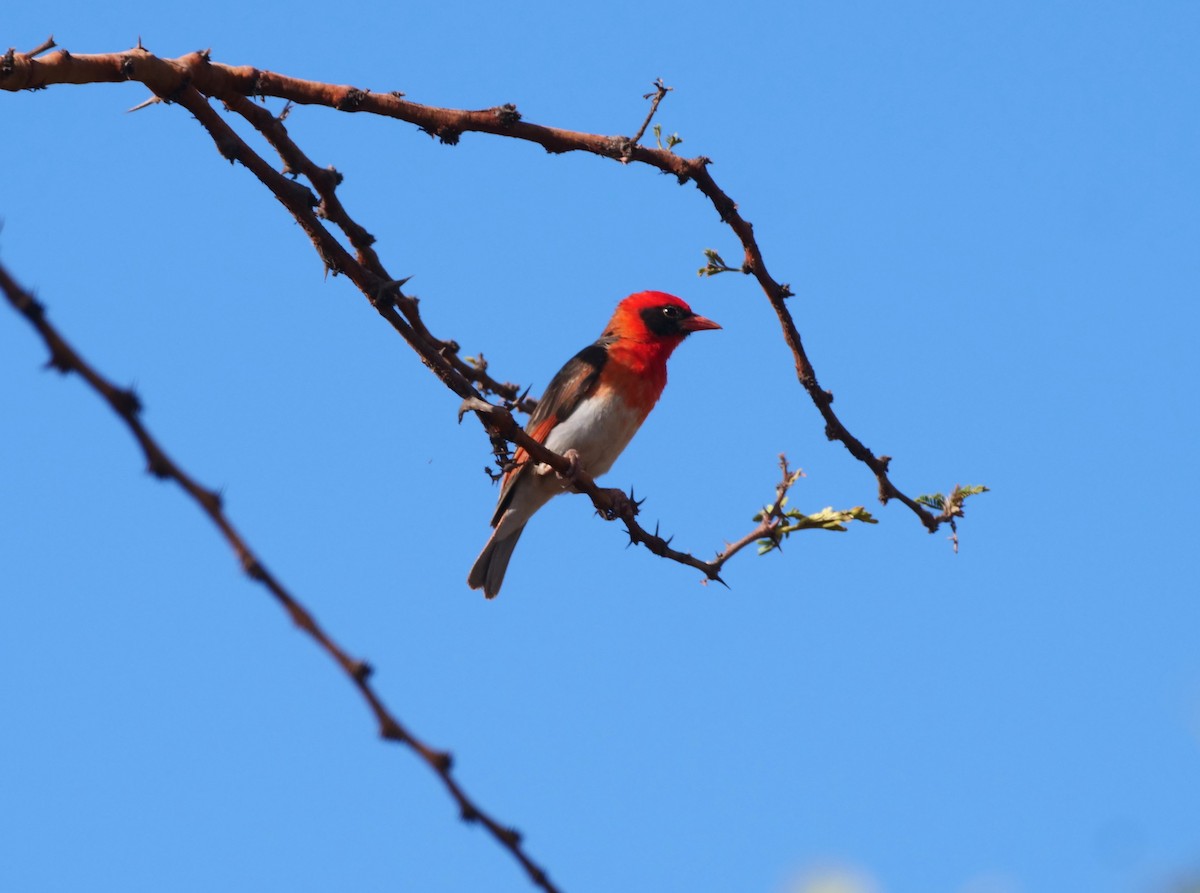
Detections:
[467, 523, 527, 599]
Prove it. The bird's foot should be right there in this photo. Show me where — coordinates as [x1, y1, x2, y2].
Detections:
[556, 449, 583, 484]
[599, 487, 640, 521]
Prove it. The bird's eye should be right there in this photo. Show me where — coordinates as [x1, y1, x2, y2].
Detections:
[661, 305, 682, 319]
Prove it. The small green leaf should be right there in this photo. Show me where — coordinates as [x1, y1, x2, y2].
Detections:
[917, 484, 989, 515]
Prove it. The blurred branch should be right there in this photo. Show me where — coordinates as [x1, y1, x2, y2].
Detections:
[0, 260, 563, 893]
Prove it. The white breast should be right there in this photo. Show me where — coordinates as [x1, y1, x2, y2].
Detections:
[541, 389, 647, 479]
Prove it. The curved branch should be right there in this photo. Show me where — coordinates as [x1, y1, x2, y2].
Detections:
[0, 42, 968, 890]
[0, 45, 954, 531]
[2, 43, 771, 584]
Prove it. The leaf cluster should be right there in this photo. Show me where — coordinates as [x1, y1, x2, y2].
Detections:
[755, 498, 878, 556]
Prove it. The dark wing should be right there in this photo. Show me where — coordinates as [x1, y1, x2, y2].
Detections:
[491, 340, 609, 525]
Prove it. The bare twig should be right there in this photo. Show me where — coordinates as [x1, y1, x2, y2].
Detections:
[0, 261, 563, 893]
[631, 77, 671, 146]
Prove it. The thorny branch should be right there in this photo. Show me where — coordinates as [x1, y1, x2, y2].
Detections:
[1, 39, 984, 888]
[0, 45, 964, 534]
[0, 261, 562, 893]
[1, 43, 819, 585]
[630, 77, 671, 147]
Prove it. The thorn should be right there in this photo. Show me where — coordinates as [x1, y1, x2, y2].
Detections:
[458, 395, 492, 422]
[372, 275, 412, 307]
[126, 95, 161, 114]
[26, 35, 56, 57]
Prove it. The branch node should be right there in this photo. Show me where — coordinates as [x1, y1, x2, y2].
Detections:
[612, 136, 636, 163]
[492, 103, 521, 126]
[43, 349, 72, 374]
[239, 551, 265, 580]
[145, 451, 172, 479]
[374, 716, 404, 741]
[112, 386, 142, 416]
[336, 87, 367, 111]
[499, 826, 523, 847]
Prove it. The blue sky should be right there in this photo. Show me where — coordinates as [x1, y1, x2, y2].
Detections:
[2, 3, 1198, 892]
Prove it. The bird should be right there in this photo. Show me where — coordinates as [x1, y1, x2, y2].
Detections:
[468, 290, 720, 598]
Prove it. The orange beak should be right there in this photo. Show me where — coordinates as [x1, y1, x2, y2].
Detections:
[683, 314, 721, 333]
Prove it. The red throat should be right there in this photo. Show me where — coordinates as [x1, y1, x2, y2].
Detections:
[601, 290, 719, 404]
